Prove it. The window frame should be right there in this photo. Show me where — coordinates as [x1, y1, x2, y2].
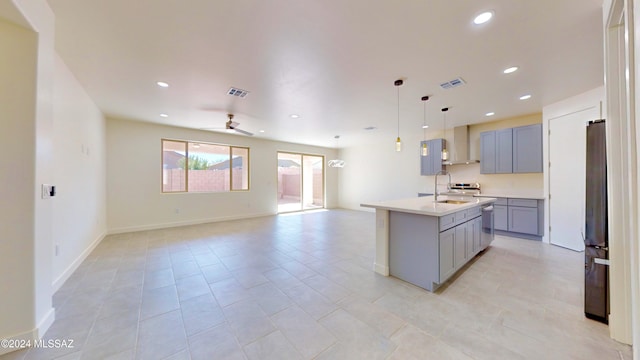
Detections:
[161, 138, 250, 193]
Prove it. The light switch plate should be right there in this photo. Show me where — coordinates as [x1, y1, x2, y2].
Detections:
[42, 184, 51, 199]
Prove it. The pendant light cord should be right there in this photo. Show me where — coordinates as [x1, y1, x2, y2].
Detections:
[397, 86, 400, 137]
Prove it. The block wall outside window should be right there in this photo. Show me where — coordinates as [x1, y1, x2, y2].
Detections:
[161, 139, 249, 193]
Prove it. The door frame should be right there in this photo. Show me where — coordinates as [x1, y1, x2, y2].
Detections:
[276, 151, 325, 213]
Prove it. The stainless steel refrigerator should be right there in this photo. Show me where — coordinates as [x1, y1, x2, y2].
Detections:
[584, 119, 609, 324]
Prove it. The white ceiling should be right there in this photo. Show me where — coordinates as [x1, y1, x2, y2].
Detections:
[47, 0, 604, 148]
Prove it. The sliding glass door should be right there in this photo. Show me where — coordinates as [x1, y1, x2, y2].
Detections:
[277, 152, 324, 213]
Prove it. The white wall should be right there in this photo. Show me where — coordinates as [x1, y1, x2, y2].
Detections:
[0, 15, 39, 350]
[0, 0, 56, 353]
[339, 114, 544, 210]
[51, 53, 107, 290]
[106, 118, 339, 233]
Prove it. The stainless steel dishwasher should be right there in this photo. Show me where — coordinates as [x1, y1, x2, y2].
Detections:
[481, 205, 494, 250]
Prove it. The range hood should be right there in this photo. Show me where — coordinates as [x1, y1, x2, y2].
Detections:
[443, 125, 480, 165]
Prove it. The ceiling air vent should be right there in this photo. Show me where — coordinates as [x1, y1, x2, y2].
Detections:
[439, 77, 466, 90]
[227, 87, 249, 98]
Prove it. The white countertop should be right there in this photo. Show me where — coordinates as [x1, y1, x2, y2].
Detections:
[361, 195, 497, 217]
[475, 193, 545, 200]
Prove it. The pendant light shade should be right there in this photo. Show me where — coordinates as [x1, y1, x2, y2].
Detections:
[328, 135, 345, 168]
[421, 96, 430, 157]
[394, 79, 403, 152]
[441, 107, 449, 161]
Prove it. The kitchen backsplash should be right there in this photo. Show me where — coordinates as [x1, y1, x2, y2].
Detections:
[424, 163, 544, 197]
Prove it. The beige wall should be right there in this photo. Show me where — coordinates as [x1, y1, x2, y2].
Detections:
[340, 113, 544, 210]
[107, 118, 339, 233]
[450, 113, 543, 196]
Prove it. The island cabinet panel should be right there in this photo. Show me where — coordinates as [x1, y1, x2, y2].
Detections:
[468, 216, 482, 257]
[439, 228, 456, 283]
[439, 213, 457, 231]
[454, 225, 467, 269]
[474, 217, 483, 254]
[388, 211, 440, 291]
[384, 204, 491, 292]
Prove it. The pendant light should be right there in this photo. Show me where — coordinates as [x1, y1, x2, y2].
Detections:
[441, 107, 449, 160]
[394, 79, 403, 152]
[421, 96, 430, 157]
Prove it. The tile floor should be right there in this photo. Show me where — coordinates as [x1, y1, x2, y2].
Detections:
[0, 209, 632, 360]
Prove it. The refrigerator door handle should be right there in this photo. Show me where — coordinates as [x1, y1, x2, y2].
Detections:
[594, 258, 610, 266]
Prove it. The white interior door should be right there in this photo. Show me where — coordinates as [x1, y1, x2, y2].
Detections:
[548, 110, 596, 251]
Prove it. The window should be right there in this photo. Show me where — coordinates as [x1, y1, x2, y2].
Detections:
[162, 139, 249, 193]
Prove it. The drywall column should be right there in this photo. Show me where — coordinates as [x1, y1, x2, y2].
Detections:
[0, 16, 39, 354]
[603, 0, 635, 347]
[0, 0, 56, 354]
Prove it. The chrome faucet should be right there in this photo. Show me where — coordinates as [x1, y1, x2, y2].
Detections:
[434, 170, 451, 201]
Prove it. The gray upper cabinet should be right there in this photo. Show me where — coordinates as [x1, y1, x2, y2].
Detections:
[495, 129, 513, 173]
[513, 124, 543, 173]
[480, 124, 542, 174]
[480, 131, 496, 174]
[480, 128, 512, 173]
[420, 139, 445, 176]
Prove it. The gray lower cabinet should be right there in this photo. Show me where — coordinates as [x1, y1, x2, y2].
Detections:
[420, 139, 445, 176]
[508, 206, 538, 234]
[488, 197, 544, 238]
[389, 206, 487, 291]
[494, 204, 508, 231]
[439, 228, 455, 283]
[454, 224, 467, 269]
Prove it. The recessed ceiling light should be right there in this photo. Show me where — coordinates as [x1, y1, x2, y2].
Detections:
[259, 130, 265, 133]
[156, 81, 169, 88]
[290, 114, 300, 119]
[473, 11, 493, 25]
[503, 66, 518, 74]
[485, 112, 495, 116]
[159, 113, 168, 118]
[519, 94, 532, 100]
[422, 125, 429, 129]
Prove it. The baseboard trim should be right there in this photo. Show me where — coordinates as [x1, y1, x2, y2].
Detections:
[374, 262, 389, 276]
[107, 212, 276, 235]
[0, 328, 37, 356]
[36, 307, 55, 339]
[52, 231, 106, 292]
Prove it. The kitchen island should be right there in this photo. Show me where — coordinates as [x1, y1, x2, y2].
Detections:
[361, 195, 496, 291]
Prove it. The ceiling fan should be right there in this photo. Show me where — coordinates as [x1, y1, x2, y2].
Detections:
[203, 113, 253, 136]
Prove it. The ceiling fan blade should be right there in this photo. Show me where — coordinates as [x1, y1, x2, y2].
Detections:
[234, 128, 254, 136]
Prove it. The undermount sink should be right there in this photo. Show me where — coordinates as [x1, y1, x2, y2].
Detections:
[436, 200, 470, 204]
